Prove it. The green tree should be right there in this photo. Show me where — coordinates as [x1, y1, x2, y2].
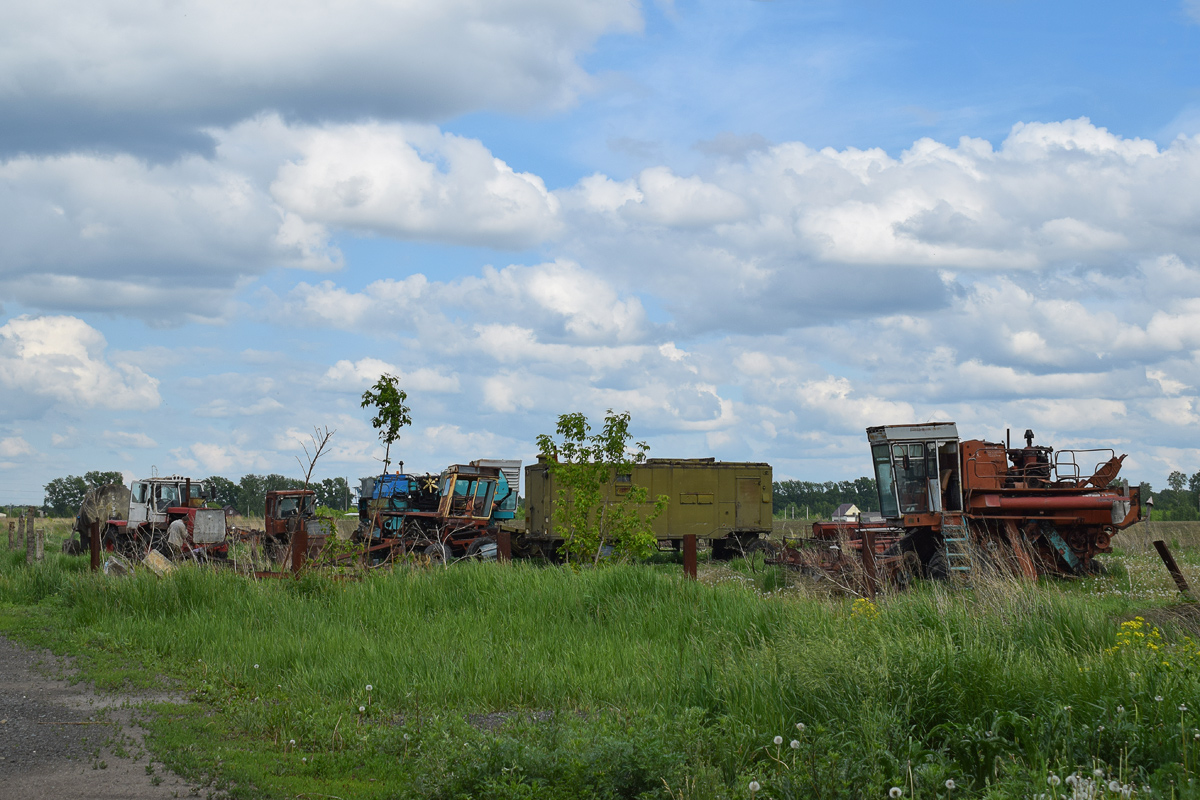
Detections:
[535, 410, 668, 565]
[43, 475, 88, 516]
[315, 477, 350, 511]
[84, 470, 125, 488]
[1168, 470, 1187, 491]
[360, 373, 412, 474]
[204, 475, 239, 508]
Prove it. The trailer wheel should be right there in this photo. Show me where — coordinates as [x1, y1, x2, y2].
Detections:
[424, 542, 451, 565]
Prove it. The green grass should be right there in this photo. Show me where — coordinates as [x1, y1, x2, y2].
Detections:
[2, 543, 1200, 799]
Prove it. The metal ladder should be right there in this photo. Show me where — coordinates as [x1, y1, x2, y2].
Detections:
[941, 514, 972, 576]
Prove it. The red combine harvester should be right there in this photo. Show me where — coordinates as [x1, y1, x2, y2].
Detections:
[775, 423, 1141, 583]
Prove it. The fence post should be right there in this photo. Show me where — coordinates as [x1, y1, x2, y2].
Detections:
[859, 527, 878, 601]
[24, 514, 34, 566]
[1153, 540, 1196, 602]
[683, 534, 697, 580]
[89, 521, 101, 572]
[291, 524, 308, 576]
[35, 526, 44, 562]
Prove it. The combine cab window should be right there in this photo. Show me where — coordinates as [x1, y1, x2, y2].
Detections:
[872, 445, 900, 519]
[893, 443, 930, 514]
[131, 482, 149, 504]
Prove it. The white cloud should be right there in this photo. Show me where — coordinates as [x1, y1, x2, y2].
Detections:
[0, 436, 35, 458]
[271, 123, 562, 249]
[0, 1, 642, 143]
[323, 359, 461, 394]
[0, 315, 160, 414]
[0, 147, 339, 319]
[102, 431, 157, 448]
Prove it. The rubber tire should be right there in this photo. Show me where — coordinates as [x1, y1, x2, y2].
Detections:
[466, 536, 497, 560]
[925, 550, 949, 580]
[742, 538, 777, 556]
[425, 541, 451, 564]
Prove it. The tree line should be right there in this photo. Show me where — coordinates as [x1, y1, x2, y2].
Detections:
[773, 477, 878, 519]
[40, 472, 353, 517]
[1137, 470, 1200, 521]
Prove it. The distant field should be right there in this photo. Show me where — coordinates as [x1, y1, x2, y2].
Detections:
[1, 521, 1199, 799]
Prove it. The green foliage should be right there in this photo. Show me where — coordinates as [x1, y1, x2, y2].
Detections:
[203, 475, 240, 508]
[535, 410, 667, 564]
[313, 477, 350, 511]
[43, 470, 124, 515]
[43, 475, 87, 516]
[84, 470, 124, 487]
[1143, 473, 1200, 521]
[360, 373, 412, 473]
[773, 476, 878, 519]
[5, 548, 1200, 798]
[236, 474, 307, 516]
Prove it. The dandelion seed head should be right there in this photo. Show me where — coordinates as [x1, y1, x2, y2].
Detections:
[358, 705, 366, 713]
[945, 779, 956, 790]
[366, 684, 373, 692]
[790, 740, 800, 749]
[773, 735, 783, 745]
[795, 722, 806, 732]
[289, 739, 295, 746]
[889, 787, 903, 798]
[1109, 780, 1121, 792]
[749, 780, 761, 793]
[1116, 705, 1125, 713]
[1048, 774, 1061, 786]
[1181, 704, 1189, 712]
[1156, 695, 1164, 702]
[253, 664, 259, 669]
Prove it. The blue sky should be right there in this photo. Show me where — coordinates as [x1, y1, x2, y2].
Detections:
[2, 0, 1200, 507]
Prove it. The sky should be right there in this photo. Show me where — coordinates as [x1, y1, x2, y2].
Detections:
[3, 0, 1200, 506]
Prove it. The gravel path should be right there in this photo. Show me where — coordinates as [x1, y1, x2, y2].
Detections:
[0, 635, 196, 799]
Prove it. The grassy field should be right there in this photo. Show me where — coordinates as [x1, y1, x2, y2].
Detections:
[1, 521, 1199, 799]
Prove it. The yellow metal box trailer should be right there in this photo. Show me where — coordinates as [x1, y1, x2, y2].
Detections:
[522, 457, 773, 559]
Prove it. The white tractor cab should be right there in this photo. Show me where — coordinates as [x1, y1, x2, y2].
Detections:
[867, 423, 964, 520]
[116, 475, 228, 554]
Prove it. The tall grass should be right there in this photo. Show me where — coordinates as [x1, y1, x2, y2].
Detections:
[2, 553, 1199, 797]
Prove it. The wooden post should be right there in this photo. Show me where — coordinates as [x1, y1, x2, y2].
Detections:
[89, 521, 101, 572]
[683, 534, 697, 580]
[35, 526, 44, 562]
[860, 527, 878, 601]
[497, 529, 512, 562]
[1153, 540, 1196, 602]
[24, 514, 34, 566]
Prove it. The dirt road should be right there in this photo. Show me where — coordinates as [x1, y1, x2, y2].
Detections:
[0, 635, 196, 799]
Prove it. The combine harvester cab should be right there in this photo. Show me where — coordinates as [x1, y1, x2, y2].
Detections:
[865, 423, 1140, 579]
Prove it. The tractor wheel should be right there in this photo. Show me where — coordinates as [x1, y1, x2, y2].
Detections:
[925, 550, 949, 580]
[466, 536, 497, 560]
[424, 542, 451, 565]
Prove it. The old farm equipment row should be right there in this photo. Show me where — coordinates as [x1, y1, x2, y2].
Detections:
[353, 460, 521, 564]
[773, 423, 1141, 584]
